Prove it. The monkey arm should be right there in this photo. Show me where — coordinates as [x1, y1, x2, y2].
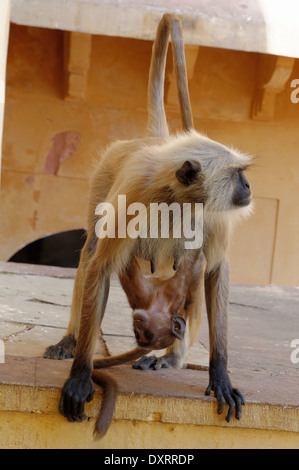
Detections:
[59, 258, 110, 423]
[204, 258, 245, 422]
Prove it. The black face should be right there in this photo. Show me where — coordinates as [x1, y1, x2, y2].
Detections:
[232, 169, 251, 207]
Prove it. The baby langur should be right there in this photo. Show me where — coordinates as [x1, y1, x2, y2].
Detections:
[45, 12, 252, 427]
[91, 255, 202, 437]
[120, 256, 195, 350]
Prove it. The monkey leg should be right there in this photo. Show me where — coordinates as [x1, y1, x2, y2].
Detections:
[44, 234, 96, 360]
[204, 258, 245, 422]
[59, 255, 110, 422]
[43, 263, 84, 359]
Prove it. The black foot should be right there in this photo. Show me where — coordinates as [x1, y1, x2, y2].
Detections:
[133, 353, 178, 370]
[44, 334, 76, 360]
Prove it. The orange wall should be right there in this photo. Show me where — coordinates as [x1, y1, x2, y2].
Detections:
[1, 24, 299, 286]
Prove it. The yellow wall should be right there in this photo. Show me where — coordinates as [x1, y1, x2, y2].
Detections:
[1, 24, 299, 286]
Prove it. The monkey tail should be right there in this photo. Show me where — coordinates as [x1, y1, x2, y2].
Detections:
[147, 13, 193, 138]
[92, 347, 151, 438]
[169, 16, 194, 132]
[92, 370, 118, 439]
[147, 14, 170, 138]
[93, 347, 150, 369]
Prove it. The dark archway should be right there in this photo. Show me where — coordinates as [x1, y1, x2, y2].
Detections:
[9, 229, 86, 268]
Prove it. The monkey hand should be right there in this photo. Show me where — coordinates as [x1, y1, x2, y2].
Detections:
[132, 353, 179, 370]
[59, 371, 95, 422]
[205, 368, 245, 422]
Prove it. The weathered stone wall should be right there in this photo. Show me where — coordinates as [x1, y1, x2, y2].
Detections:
[1, 24, 299, 285]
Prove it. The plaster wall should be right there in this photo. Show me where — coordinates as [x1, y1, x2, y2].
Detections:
[1, 25, 298, 285]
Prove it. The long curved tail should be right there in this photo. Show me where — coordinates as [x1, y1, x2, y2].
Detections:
[93, 347, 150, 369]
[92, 370, 118, 438]
[92, 347, 151, 438]
[147, 13, 193, 137]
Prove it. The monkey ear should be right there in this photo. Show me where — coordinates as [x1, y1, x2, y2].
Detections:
[171, 316, 186, 340]
[175, 160, 201, 186]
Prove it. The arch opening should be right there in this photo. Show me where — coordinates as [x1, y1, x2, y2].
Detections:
[9, 229, 86, 268]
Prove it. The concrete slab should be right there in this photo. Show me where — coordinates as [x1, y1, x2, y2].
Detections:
[0, 262, 209, 367]
[0, 262, 107, 358]
[0, 356, 298, 437]
[0, 262, 298, 448]
[0, 262, 298, 386]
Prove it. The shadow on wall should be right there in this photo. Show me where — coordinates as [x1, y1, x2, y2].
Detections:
[9, 229, 86, 268]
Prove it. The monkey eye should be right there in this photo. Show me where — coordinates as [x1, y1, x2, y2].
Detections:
[235, 166, 249, 175]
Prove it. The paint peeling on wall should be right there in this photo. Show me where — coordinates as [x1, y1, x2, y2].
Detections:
[43, 130, 81, 175]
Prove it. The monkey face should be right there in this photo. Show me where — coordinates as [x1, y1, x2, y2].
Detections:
[133, 310, 185, 349]
[175, 160, 252, 212]
[173, 133, 253, 213]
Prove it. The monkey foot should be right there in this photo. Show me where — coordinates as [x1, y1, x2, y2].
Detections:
[205, 381, 246, 422]
[59, 370, 95, 422]
[133, 353, 178, 370]
[44, 334, 76, 360]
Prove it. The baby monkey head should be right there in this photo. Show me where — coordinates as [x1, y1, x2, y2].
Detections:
[133, 309, 185, 349]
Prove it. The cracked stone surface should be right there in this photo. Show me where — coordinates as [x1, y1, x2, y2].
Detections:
[0, 262, 298, 407]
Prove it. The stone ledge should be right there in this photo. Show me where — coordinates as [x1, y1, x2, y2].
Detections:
[1, 356, 299, 448]
[0, 263, 298, 448]
[10, 0, 299, 59]
[0, 356, 298, 434]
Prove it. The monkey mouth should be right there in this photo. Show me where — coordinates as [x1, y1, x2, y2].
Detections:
[136, 337, 152, 348]
[138, 341, 151, 348]
[239, 196, 251, 207]
[233, 195, 251, 207]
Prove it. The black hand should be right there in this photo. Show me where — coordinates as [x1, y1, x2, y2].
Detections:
[59, 368, 94, 422]
[205, 364, 245, 422]
[132, 355, 158, 370]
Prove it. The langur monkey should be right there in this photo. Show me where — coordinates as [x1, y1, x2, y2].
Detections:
[91, 254, 202, 437]
[119, 254, 204, 354]
[44, 13, 252, 426]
